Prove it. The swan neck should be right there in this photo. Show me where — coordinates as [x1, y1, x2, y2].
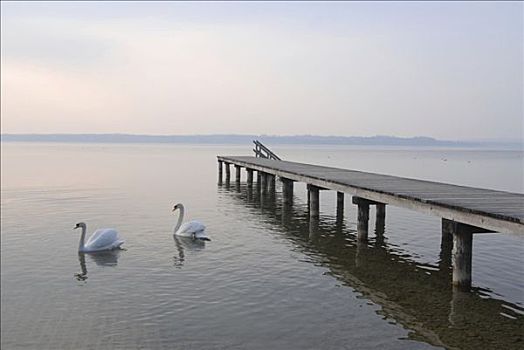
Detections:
[78, 225, 86, 251]
[174, 205, 185, 233]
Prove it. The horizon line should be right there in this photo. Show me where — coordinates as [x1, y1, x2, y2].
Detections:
[1, 133, 523, 145]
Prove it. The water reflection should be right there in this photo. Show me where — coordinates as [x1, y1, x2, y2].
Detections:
[173, 235, 207, 268]
[219, 183, 524, 350]
[75, 250, 121, 281]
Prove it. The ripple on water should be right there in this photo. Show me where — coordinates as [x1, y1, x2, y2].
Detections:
[2, 144, 523, 350]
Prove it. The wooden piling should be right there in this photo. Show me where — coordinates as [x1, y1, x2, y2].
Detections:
[337, 192, 344, 212]
[218, 160, 223, 184]
[308, 185, 320, 218]
[357, 204, 370, 242]
[440, 219, 454, 270]
[376, 203, 386, 223]
[445, 220, 488, 289]
[453, 229, 473, 290]
[247, 169, 254, 187]
[225, 163, 231, 184]
[281, 178, 294, 204]
[235, 165, 241, 183]
[260, 172, 268, 193]
[268, 174, 276, 193]
[353, 197, 370, 242]
[256, 171, 262, 191]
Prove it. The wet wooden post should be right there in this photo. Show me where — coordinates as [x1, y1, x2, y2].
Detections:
[374, 205, 386, 246]
[268, 174, 276, 193]
[246, 169, 254, 187]
[281, 178, 294, 205]
[235, 165, 241, 183]
[225, 162, 231, 184]
[336, 192, 344, 228]
[308, 184, 320, 219]
[451, 223, 474, 290]
[218, 160, 223, 184]
[260, 172, 268, 193]
[256, 171, 262, 192]
[376, 203, 386, 224]
[440, 219, 454, 271]
[446, 220, 489, 290]
[375, 203, 386, 239]
[337, 192, 344, 213]
[353, 197, 370, 242]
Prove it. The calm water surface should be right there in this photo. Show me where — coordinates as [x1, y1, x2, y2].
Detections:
[1, 143, 523, 350]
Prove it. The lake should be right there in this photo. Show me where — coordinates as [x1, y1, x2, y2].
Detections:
[1, 142, 523, 350]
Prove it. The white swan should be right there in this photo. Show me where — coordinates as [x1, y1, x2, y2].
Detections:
[172, 203, 210, 241]
[74, 222, 125, 253]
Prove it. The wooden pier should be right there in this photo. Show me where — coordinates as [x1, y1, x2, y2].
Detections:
[216, 155, 524, 290]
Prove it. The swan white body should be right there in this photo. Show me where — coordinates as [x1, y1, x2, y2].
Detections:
[173, 203, 210, 241]
[75, 222, 125, 253]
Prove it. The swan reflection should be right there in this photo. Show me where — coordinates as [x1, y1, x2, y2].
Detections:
[173, 235, 207, 268]
[74, 250, 121, 281]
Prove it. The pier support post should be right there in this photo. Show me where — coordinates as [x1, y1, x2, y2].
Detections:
[376, 203, 386, 224]
[308, 185, 320, 218]
[225, 163, 231, 184]
[337, 192, 344, 212]
[446, 220, 490, 290]
[268, 174, 276, 193]
[357, 204, 370, 242]
[235, 165, 241, 183]
[336, 192, 345, 229]
[444, 220, 492, 290]
[440, 219, 454, 271]
[281, 178, 294, 205]
[218, 160, 223, 184]
[451, 223, 474, 290]
[375, 203, 386, 241]
[260, 172, 268, 193]
[352, 197, 370, 242]
[246, 169, 254, 187]
[256, 171, 262, 191]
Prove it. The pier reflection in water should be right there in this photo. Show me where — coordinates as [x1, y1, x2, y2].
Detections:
[219, 182, 524, 350]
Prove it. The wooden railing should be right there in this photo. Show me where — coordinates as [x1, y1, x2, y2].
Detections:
[253, 140, 281, 160]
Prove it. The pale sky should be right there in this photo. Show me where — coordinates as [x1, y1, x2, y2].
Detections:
[1, 1, 522, 140]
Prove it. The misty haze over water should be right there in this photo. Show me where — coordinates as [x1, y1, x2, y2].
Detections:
[2, 134, 523, 149]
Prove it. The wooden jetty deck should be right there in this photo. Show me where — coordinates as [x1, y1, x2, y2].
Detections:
[216, 155, 524, 289]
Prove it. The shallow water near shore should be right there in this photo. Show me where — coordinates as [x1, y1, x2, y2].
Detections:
[1, 142, 523, 350]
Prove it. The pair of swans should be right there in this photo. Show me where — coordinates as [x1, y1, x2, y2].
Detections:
[75, 203, 209, 253]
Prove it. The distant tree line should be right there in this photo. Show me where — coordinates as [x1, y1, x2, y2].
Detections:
[1, 133, 521, 149]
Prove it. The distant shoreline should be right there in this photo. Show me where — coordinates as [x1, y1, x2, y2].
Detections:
[1, 134, 522, 150]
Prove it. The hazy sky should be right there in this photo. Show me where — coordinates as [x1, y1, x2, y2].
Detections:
[1, 1, 522, 140]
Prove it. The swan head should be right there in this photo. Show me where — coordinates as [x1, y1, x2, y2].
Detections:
[172, 203, 183, 212]
[74, 222, 86, 230]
